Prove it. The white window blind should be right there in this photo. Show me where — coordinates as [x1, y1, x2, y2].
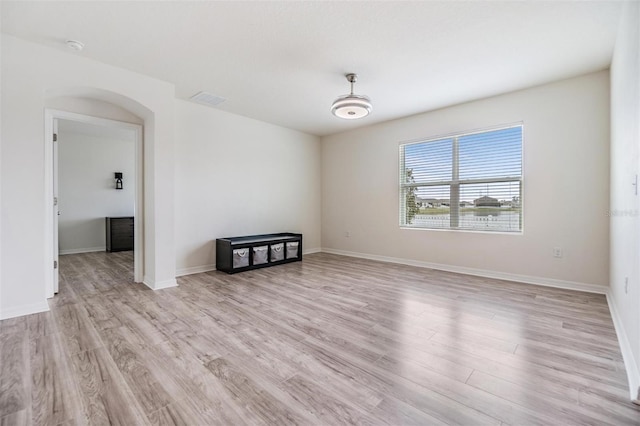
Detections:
[399, 124, 523, 232]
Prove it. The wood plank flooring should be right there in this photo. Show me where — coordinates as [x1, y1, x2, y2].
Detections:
[1, 251, 639, 425]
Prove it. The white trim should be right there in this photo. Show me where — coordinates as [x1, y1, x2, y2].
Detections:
[398, 122, 525, 233]
[44, 111, 55, 297]
[59, 247, 105, 255]
[399, 226, 524, 236]
[176, 264, 216, 277]
[143, 277, 178, 290]
[45, 109, 144, 289]
[320, 248, 607, 294]
[606, 290, 640, 401]
[0, 301, 50, 320]
[398, 121, 524, 148]
[174, 248, 322, 277]
[321, 249, 640, 398]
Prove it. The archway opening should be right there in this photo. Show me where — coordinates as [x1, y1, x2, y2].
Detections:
[43, 88, 154, 297]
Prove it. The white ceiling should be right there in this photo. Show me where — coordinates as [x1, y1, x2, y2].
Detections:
[2, 1, 623, 136]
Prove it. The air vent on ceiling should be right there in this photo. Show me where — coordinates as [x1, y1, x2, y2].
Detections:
[190, 91, 226, 107]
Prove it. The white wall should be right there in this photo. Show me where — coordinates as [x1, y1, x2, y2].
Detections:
[0, 18, 4, 318]
[610, 0, 640, 400]
[1, 35, 177, 318]
[0, 34, 321, 318]
[174, 100, 321, 275]
[58, 126, 135, 254]
[322, 71, 610, 290]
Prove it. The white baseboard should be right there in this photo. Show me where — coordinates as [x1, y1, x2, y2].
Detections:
[320, 248, 608, 295]
[176, 264, 216, 277]
[606, 291, 640, 401]
[0, 300, 50, 320]
[60, 247, 105, 255]
[143, 277, 178, 291]
[322, 248, 640, 399]
[174, 248, 322, 278]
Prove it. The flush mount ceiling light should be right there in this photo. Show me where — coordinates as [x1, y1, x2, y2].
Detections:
[65, 40, 84, 51]
[330, 73, 372, 120]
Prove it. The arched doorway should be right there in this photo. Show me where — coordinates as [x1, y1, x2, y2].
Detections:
[43, 88, 152, 298]
[46, 110, 143, 296]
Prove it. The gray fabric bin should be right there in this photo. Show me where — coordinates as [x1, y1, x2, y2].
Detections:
[270, 243, 284, 262]
[286, 241, 299, 259]
[252, 245, 269, 265]
[232, 248, 249, 268]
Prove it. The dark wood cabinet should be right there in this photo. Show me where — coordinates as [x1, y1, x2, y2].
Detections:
[216, 233, 302, 274]
[106, 217, 134, 252]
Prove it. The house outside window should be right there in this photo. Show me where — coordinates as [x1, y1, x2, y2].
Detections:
[399, 124, 523, 233]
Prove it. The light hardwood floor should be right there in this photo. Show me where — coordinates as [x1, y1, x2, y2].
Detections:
[1, 251, 639, 425]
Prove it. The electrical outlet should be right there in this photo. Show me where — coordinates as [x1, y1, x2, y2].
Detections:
[345, 231, 350, 238]
[625, 277, 629, 294]
[553, 247, 562, 258]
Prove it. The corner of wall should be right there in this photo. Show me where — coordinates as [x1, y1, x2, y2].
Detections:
[607, 290, 640, 401]
[143, 276, 178, 291]
[609, 0, 640, 402]
[0, 300, 50, 320]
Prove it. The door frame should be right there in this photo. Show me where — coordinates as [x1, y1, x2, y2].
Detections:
[44, 109, 144, 297]
[52, 118, 59, 293]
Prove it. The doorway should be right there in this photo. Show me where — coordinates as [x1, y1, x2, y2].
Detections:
[45, 110, 144, 297]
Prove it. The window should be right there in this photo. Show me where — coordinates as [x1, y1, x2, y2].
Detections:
[399, 124, 523, 232]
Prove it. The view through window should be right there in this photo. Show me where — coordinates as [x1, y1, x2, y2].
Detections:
[399, 124, 523, 232]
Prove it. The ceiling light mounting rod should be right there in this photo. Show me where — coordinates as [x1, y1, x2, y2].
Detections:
[347, 73, 357, 95]
[330, 72, 372, 120]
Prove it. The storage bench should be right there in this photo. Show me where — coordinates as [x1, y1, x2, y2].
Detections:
[215, 233, 302, 274]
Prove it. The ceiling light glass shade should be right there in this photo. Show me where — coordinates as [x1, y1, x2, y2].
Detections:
[331, 73, 372, 119]
[331, 94, 372, 119]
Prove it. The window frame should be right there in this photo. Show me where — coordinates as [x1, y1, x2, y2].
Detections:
[399, 123, 524, 233]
